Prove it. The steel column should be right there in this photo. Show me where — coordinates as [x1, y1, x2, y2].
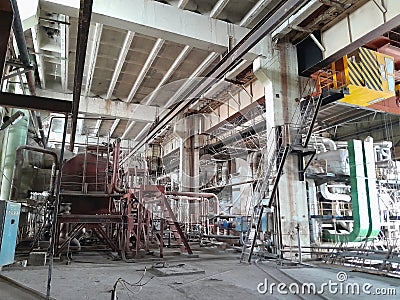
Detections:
[69, 0, 93, 151]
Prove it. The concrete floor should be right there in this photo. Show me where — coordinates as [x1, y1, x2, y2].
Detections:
[1, 248, 399, 300]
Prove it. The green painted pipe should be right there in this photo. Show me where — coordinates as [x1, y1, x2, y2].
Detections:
[363, 140, 380, 239]
[323, 140, 370, 242]
[0, 108, 29, 200]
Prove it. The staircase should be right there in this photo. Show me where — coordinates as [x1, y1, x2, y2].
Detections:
[240, 88, 345, 263]
[161, 195, 193, 254]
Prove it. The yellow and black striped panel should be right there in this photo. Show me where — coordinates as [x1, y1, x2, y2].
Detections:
[359, 47, 383, 91]
[347, 59, 364, 87]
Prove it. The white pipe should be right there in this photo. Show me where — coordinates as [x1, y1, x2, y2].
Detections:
[319, 183, 351, 202]
[321, 137, 337, 151]
[306, 180, 319, 244]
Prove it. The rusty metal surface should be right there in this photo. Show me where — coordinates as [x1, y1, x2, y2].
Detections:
[0, 0, 13, 84]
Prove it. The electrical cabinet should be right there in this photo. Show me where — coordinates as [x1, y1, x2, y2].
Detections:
[0, 200, 21, 266]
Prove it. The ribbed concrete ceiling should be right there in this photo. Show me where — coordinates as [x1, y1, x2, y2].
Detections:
[28, 0, 366, 144]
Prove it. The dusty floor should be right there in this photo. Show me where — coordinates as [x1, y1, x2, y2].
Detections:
[1, 248, 399, 300]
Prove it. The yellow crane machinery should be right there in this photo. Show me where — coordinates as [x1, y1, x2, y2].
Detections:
[312, 47, 399, 114]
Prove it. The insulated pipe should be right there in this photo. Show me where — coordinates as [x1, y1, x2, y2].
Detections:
[165, 191, 219, 215]
[111, 138, 125, 193]
[321, 138, 337, 151]
[306, 179, 319, 244]
[10, 145, 59, 200]
[319, 183, 351, 202]
[10, 0, 47, 148]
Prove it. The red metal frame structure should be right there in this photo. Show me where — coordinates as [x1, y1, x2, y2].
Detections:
[55, 138, 193, 258]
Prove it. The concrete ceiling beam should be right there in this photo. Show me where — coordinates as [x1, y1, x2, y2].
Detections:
[177, 0, 189, 9]
[106, 30, 135, 99]
[85, 22, 103, 97]
[40, 0, 266, 59]
[144, 45, 192, 105]
[109, 118, 120, 137]
[35, 89, 168, 122]
[271, 0, 322, 40]
[164, 51, 219, 108]
[210, 0, 230, 19]
[127, 38, 164, 103]
[304, 0, 400, 75]
[239, 0, 273, 27]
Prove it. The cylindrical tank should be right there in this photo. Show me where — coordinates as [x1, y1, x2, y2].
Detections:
[60, 152, 111, 214]
[61, 152, 110, 193]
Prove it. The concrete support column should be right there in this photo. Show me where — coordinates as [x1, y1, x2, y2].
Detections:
[174, 114, 203, 193]
[253, 38, 310, 258]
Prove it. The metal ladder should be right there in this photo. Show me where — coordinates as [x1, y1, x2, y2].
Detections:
[240, 130, 290, 263]
[161, 195, 193, 254]
[240, 94, 326, 263]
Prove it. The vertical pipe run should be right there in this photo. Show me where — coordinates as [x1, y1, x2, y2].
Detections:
[10, 0, 47, 147]
[0, 0, 13, 83]
[46, 114, 68, 300]
[69, 0, 93, 151]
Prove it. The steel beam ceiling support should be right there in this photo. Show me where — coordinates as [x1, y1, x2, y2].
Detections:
[122, 0, 306, 163]
[0, 0, 13, 84]
[0, 92, 72, 113]
[106, 31, 134, 100]
[69, 0, 93, 152]
[210, 0, 230, 19]
[127, 38, 164, 103]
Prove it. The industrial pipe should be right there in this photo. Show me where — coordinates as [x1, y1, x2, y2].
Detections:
[319, 183, 351, 202]
[110, 138, 125, 194]
[9, 0, 46, 147]
[165, 191, 219, 215]
[10, 145, 59, 200]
